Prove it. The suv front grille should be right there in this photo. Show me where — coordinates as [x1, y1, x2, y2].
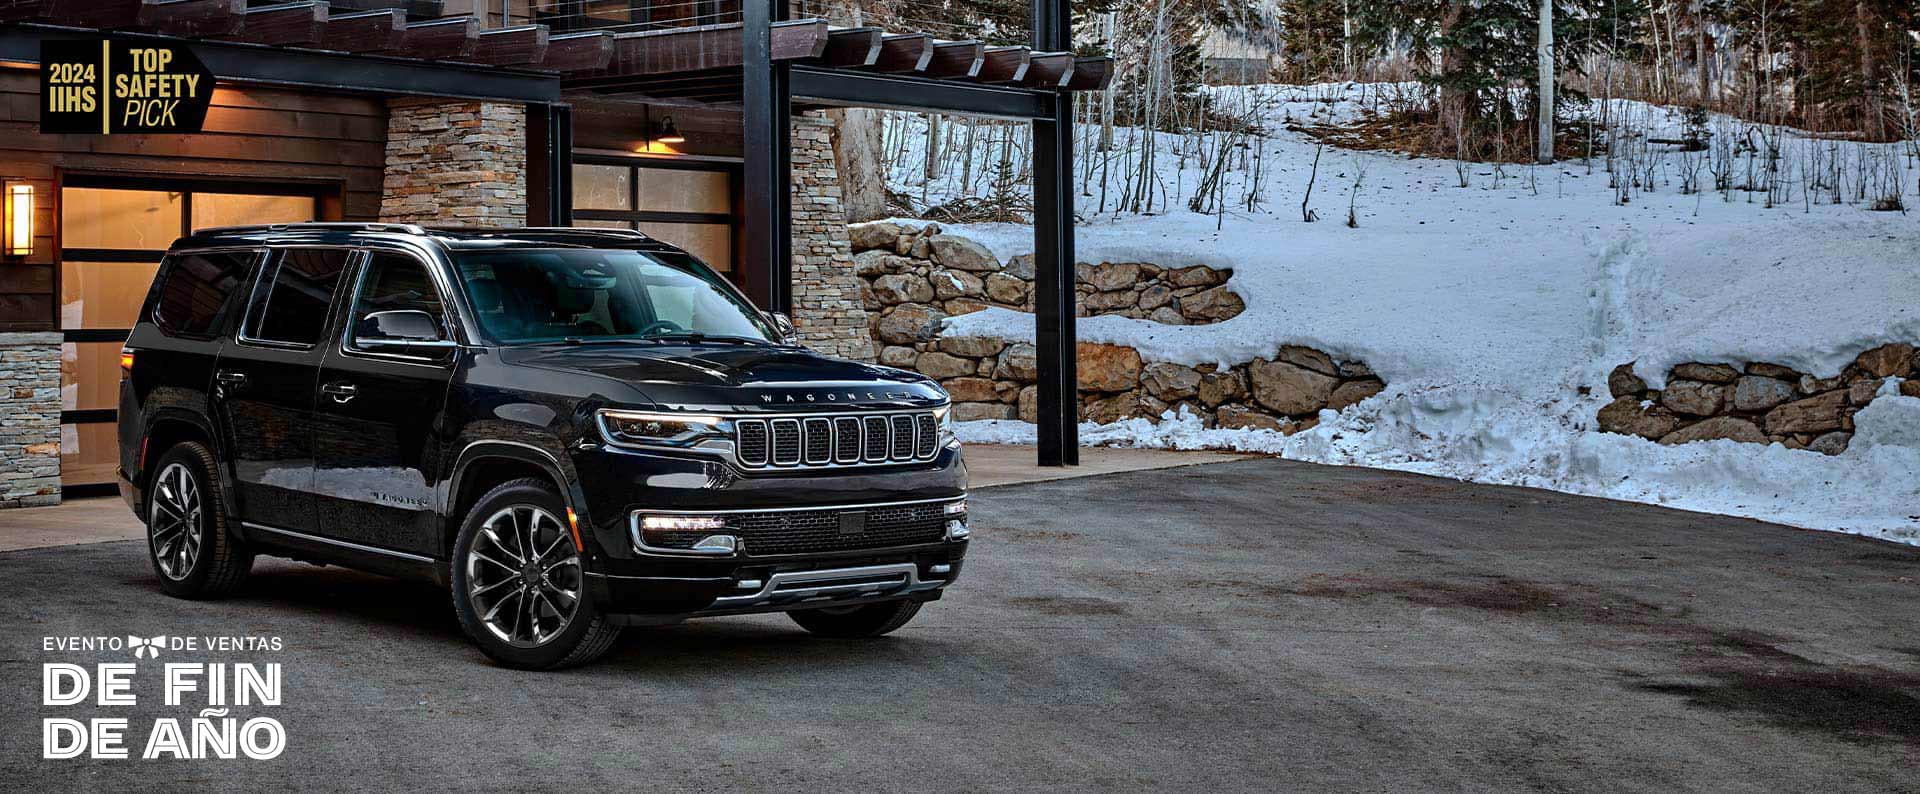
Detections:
[734, 411, 941, 470]
[641, 500, 951, 556]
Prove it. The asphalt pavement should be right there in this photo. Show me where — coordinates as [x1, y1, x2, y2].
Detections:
[2, 458, 1916, 792]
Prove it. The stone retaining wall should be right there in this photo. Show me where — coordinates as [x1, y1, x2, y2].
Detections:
[0, 332, 61, 507]
[915, 334, 1386, 430]
[1597, 343, 1919, 454]
[849, 221, 1243, 346]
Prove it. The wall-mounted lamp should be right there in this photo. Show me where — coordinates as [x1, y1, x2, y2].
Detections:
[4, 183, 31, 258]
[654, 115, 685, 144]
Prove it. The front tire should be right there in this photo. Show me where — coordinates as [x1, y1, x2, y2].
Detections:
[450, 478, 621, 669]
[787, 599, 923, 638]
[146, 442, 252, 599]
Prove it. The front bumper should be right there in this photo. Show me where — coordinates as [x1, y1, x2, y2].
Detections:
[570, 442, 969, 619]
[587, 556, 960, 625]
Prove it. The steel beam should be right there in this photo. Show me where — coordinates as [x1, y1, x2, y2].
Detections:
[1031, 0, 1077, 466]
[789, 66, 1050, 120]
[741, 0, 791, 312]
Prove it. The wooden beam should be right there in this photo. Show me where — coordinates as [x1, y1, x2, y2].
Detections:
[1024, 51, 1073, 89]
[976, 46, 1030, 84]
[456, 25, 550, 67]
[1, 0, 143, 27]
[868, 33, 931, 73]
[1066, 56, 1113, 91]
[924, 40, 983, 79]
[319, 8, 405, 53]
[218, 1, 327, 46]
[137, 0, 245, 38]
[818, 27, 881, 68]
[566, 20, 825, 82]
[392, 16, 478, 58]
[538, 31, 609, 71]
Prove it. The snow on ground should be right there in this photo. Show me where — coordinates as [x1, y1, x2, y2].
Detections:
[886, 83, 1920, 544]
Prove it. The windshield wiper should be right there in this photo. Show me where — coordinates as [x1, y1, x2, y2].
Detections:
[647, 332, 767, 345]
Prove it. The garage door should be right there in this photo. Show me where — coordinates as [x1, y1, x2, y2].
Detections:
[59, 178, 322, 491]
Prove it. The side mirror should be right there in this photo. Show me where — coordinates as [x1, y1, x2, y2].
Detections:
[356, 310, 452, 350]
[766, 311, 800, 345]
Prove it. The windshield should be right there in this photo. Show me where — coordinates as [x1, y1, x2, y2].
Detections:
[452, 248, 777, 344]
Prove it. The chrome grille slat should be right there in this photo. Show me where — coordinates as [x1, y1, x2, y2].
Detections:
[733, 410, 944, 470]
[770, 419, 802, 465]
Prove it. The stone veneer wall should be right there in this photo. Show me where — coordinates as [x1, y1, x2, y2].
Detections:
[788, 112, 873, 361]
[380, 99, 526, 226]
[1598, 343, 1919, 455]
[0, 332, 62, 507]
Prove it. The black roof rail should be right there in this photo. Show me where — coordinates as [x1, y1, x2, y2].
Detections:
[192, 222, 431, 236]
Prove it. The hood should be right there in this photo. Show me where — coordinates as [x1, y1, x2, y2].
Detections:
[497, 342, 947, 412]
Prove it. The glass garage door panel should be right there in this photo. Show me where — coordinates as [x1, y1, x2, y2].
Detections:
[191, 193, 318, 231]
[572, 164, 632, 210]
[60, 342, 123, 412]
[62, 188, 183, 250]
[634, 221, 733, 273]
[59, 260, 159, 330]
[59, 422, 118, 489]
[57, 186, 319, 489]
[635, 168, 729, 214]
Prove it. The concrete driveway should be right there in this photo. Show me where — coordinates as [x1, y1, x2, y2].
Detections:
[2, 458, 1916, 792]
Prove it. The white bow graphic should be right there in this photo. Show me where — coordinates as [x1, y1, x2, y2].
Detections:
[127, 635, 167, 659]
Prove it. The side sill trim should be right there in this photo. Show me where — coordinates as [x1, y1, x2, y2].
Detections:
[242, 522, 437, 564]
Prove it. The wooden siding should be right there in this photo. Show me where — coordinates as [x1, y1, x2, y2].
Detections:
[0, 68, 386, 330]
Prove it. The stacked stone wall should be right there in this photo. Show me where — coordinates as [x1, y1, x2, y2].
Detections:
[1598, 343, 1919, 454]
[0, 332, 61, 507]
[788, 113, 874, 361]
[380, 99, 526, 226]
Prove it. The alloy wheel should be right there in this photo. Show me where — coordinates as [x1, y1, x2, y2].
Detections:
[148, 462, 203, 581]
[466, 505, 582, 648]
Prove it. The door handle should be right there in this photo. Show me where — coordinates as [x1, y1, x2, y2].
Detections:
[320, 381, 357, 403]
[214, 370, 247, 389]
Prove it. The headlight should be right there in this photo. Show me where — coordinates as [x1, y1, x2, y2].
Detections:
[933, 403, 956, 443]
[598, 409, 727, 449]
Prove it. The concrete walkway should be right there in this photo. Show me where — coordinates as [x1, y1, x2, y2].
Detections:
[2, 457, 1914, 791]
[0, 444, 1244, 551]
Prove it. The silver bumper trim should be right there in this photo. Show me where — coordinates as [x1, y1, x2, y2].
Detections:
[709, 562, 943, 608]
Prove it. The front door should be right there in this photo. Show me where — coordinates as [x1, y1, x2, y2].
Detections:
[311, 250, 457, 556]
[211, 247, 352, 534]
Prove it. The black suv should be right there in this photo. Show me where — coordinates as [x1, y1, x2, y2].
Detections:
[118, 223, 968, 669]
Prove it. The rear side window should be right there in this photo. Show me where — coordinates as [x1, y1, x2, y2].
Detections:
[152, 251, 259, 338]
[245, 248, 351, 347]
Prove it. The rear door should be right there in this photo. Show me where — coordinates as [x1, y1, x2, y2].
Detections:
[310, 249, 459, 556]
[210, 247, 354, 534]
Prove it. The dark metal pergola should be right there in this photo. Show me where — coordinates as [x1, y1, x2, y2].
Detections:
[740, 0, 1083, 466]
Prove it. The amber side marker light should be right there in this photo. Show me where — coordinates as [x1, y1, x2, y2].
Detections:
[566, 507, 584, 553]
[119, 350, 135, 377]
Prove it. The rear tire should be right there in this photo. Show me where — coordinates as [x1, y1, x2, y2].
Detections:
[787, 599, 923, 638]
[146, 442, 252, 599]
[450, 478, 622, 669]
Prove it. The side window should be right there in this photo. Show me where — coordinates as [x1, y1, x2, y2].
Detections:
[245, 248, 350, 347]
[152, 250, 259, 338]
[346, 252, 449, 354]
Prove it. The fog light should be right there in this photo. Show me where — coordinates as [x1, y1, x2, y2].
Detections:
[691, 535, 737, 553]
[643, 515, 727, 532]
[929, 564, 952, 575]
[736, 578, 763, 590]
[946, 519, 970, 540]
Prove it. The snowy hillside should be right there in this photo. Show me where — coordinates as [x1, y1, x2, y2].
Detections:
[885, 83, 1920, 545]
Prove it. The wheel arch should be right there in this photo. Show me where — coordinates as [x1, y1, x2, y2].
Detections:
[444, 441, 584, 559]
[138, 411, 232, 519]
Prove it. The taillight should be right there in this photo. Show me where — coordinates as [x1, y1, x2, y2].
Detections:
[119, 350, 135, 378]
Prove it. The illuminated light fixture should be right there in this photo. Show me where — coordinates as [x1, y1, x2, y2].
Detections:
[654, 115, 685, 144]
[5, 182, 31, 258]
